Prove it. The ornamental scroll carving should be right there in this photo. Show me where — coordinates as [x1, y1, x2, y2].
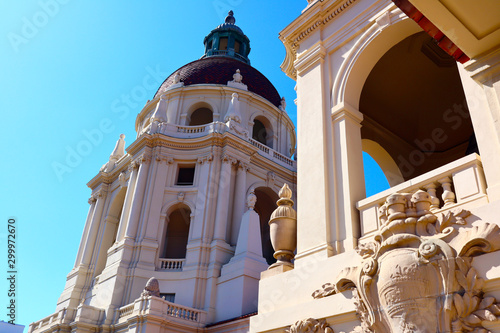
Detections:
[286, 318, 334, 333]
[314, 190, 500, 333]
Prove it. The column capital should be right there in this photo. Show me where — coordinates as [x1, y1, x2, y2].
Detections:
[197, 154, 214, 165]
[155, 153, 173, 164]
[331, 102, 363, 124]
[237, 161, 250, 172]
[89, 186, 108, 203]
[221, 154, 238, 165]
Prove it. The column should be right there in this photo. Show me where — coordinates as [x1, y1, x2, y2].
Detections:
[189, 155, 213, 241]
[124, 154, 151, 240]
[212, 155, 234, 243]
[331, 102, 366, 252]
[74, 197, 97, 268]
[80, 188, 108, 267]
[141, 152, 172, 241]
[458, 62, 500, 201]
[294, 44, 334, 264]
[115, 164, 138, 242]
[230, 162, 249, 245]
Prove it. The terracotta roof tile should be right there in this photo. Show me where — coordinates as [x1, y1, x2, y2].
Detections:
[154, 57, 281, 107]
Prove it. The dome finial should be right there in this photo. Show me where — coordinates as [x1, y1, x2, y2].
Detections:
[225, 10, 235, 24]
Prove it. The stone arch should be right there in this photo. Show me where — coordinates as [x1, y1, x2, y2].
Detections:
[159, 202, 192, 259]
[251, 114, 274, 148]
[332, 14, 420, 109]
[253, 186, 279, 265]
[160, 199, 196, 220]
[362, 139, 404, 187]
[185, 101, 216, 125]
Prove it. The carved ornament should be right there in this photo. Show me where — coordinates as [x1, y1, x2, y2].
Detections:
[316, 191, 500, 333]
[286, 318, 334, 333]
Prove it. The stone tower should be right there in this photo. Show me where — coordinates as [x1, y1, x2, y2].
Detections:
[30, 11, 296, 333]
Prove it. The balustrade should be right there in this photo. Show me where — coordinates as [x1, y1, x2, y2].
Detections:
[159, 258, 185, 270]
[357, 154, 487, 237]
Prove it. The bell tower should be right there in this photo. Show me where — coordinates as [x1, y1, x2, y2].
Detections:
[30, 11, 296, 333]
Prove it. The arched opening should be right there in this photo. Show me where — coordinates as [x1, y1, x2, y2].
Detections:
[359, 32, 475, 181]
[95, 187, 126, 276]
[252, 116, 273, 148]
[362, 152, 390, 197]
[161, 205, 191, 259]
[189, 107, 213, 126]
[362, 139, 404, 188]
[254, 187, 278, 265]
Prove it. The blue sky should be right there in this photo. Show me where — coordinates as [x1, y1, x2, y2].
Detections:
[0, 1, 388, 329]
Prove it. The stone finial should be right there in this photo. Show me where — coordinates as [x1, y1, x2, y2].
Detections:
[224, 92, 242, 123]
[225, 10, 235, 24]
[268, 183, 297, 269]
[141, 277, 160, 298]
[233, 69, 243, 83]
[279, 96, 287, 111]
[247, 191, 257, 210]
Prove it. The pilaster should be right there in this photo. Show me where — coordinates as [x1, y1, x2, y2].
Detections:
[459, 49, 500, 201]
[330, 102, 365, 252]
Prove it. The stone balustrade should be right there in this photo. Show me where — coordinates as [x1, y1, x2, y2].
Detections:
[116, 296, 207, 326]
[148, 120, 296, 169]
[28, 308, 68, 333]
[357, 154, 487, 237]
[158, 258, 185, 271]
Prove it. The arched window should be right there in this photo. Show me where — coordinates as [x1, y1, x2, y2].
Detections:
[254, 187, 278, 265]
[189, 108, 213, 126]
[252, 117, 273, 148]
[161, 206, 191, 259]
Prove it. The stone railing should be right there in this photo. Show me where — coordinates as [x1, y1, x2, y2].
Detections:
[249, 138, 296, 169]
[117, 304, 135, 319]
[357, 154, 487, 237]
[28, 308, 68, 333]
[159, 258, 185, 271]
[149, 121, 296, 169]
[115, 296, 207, 327]
[249, 138, 270, 154]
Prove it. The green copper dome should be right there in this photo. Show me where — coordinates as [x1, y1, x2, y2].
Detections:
[202, 11, 251, 64]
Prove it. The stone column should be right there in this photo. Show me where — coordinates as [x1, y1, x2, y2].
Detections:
[80, 188, 108, 267]
[230, 162, 249, 245]
[115, 165, 138, 242]
[74, 197, 97, 268]
[189, 155, 214, 242]
[124, 154, 151, 240]
[212, 155, 235, 243]
[330, 102, 366, 252]
[458, 61, 500, 201]
[293, 44, 334, 265]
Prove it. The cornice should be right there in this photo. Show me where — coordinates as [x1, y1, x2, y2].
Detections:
[280, 0, 359, 79]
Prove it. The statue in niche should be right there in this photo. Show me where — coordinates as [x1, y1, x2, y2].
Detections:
[312, 191, 500, 333]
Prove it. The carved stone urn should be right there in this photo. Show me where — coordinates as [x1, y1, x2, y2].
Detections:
[268, 183, 297, 269]
[311, 190, 500, 333]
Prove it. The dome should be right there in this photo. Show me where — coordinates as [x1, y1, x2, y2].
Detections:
[153, 57, 282, 107]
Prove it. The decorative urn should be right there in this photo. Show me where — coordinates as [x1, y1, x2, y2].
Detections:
[268, 183, 297, 269]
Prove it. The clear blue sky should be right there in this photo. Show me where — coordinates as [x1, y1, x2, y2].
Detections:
[0, 1, 388, 329]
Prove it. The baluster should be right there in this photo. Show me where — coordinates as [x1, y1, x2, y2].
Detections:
[438, 176, 455, 207]
[423, 183, 440, 211]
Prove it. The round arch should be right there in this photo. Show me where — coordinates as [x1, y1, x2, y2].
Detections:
[160, 199, 196, 220]
[253, 186, 279, 265]
[159, 202, 192, 259]
[186, 101, 215, 126]
[250, 114, 274, 148]
[362, 139, 404, 187]
[333, 15, 421, 109]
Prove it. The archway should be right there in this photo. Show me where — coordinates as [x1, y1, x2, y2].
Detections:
[189, 107, 213, 126]
[252, 116, 273, 148]
[161, 204, 191, 259]
[359, 32, 475, 180]
[254, 187, 279, 265]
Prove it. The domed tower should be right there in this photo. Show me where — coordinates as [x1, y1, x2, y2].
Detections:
[30, 11, 296, 333]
